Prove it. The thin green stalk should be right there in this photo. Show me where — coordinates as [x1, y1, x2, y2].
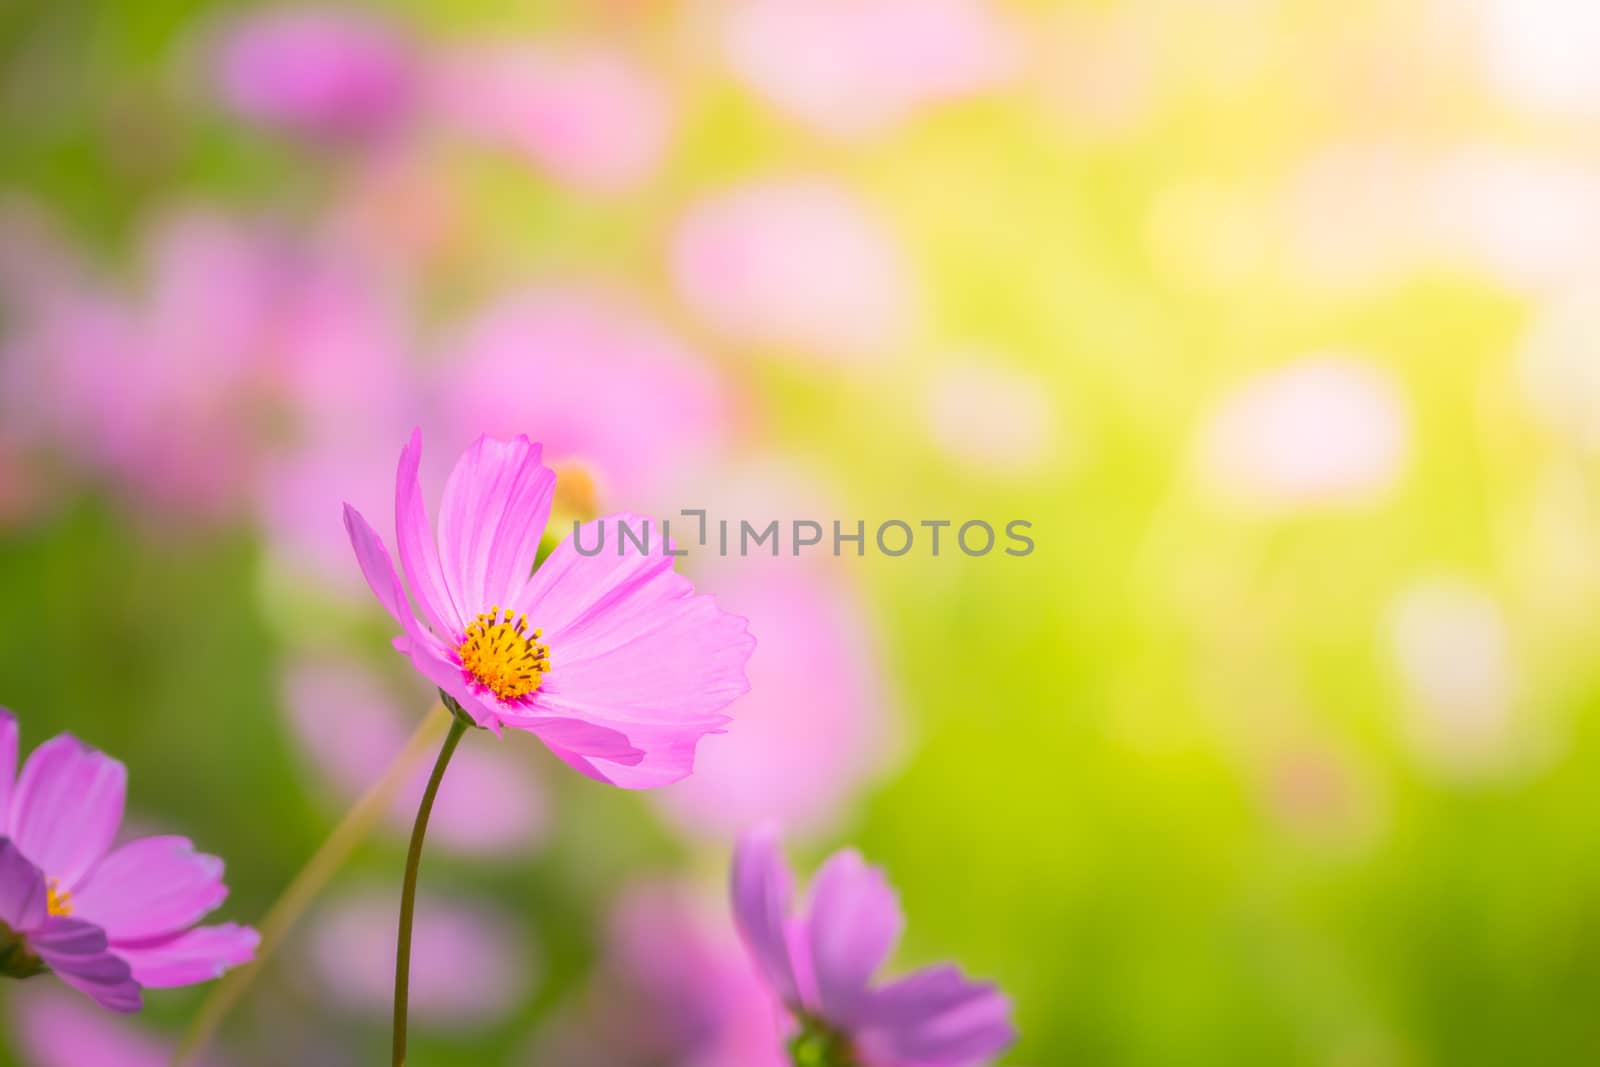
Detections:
[173, 703, 451, 1067]
[392, 712, 469, 1067]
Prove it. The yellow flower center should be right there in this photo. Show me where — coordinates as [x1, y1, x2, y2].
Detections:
[46, 879, 72, 918]
[457, 606, 550, 702]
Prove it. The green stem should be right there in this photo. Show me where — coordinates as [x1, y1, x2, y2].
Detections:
[392, 712, 469, 1067]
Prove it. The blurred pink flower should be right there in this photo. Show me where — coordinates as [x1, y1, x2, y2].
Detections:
[724, 0, 1019, 138]
[344, 430, 755, 786]
[733, 828, 1016, 1067]
[1197, 356, 1408, 510]
[4, 983, 225, 1067]
[923, 356, 1061, 476]
[283, 657, 548, 857]
[1, 208, 414, 521]
[672, 178, 913, 361]
[0, 709, 257, 1013]
[524, 880, 785, 1067]
[308, 888, 531, 1029]
[435, 286, 729, 508]
[215, 7, 419, 142]
[432, 41, 673, 191]
[656, 557, 890, 840]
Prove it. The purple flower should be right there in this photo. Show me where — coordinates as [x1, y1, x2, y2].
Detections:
[732, 827, 1016, 1067]
[343, 429, 755, 787]
[0, 709, 258, 1013]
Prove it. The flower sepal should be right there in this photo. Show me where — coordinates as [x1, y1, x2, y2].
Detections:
[788, 1017, 860, 1067]
[0, 923, 45, 980]
[439, 691, 484, 730]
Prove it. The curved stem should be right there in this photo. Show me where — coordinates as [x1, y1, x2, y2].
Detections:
[392, 713, 469, 1067]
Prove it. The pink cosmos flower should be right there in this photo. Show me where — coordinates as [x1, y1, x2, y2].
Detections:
[732, 828, 1016, 1066]
[0, 709, 257, 1013]
[343, 429, 754, 787]
[215, 7, 419, 143]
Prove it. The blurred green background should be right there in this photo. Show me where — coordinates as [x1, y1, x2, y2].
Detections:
[5, 1, 1600, 1064]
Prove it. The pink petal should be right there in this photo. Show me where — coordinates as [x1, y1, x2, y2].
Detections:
[0, 707, 15, 827]
[730, 826, 803, 1011]
[857, 965, 1016, 1066]
[0, 837, 48, 933]
[396, 427, 466, 636]
[343, 502, 411, 625]
[507, 514, 752, 787]
[540, 721, 699, 790]
[436, 434, 556, 617]
[112, 922, 259, 988]
[520, 514, 754, 727]
[804, 849, 903, 1026]
[6, 735, 125, 889]
[30, 918, 142, 1014]
[72, 836, 228, 943]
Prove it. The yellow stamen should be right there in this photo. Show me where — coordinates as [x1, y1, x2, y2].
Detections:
[457, 606, 550, 702]
[46, 879, 72, 918]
